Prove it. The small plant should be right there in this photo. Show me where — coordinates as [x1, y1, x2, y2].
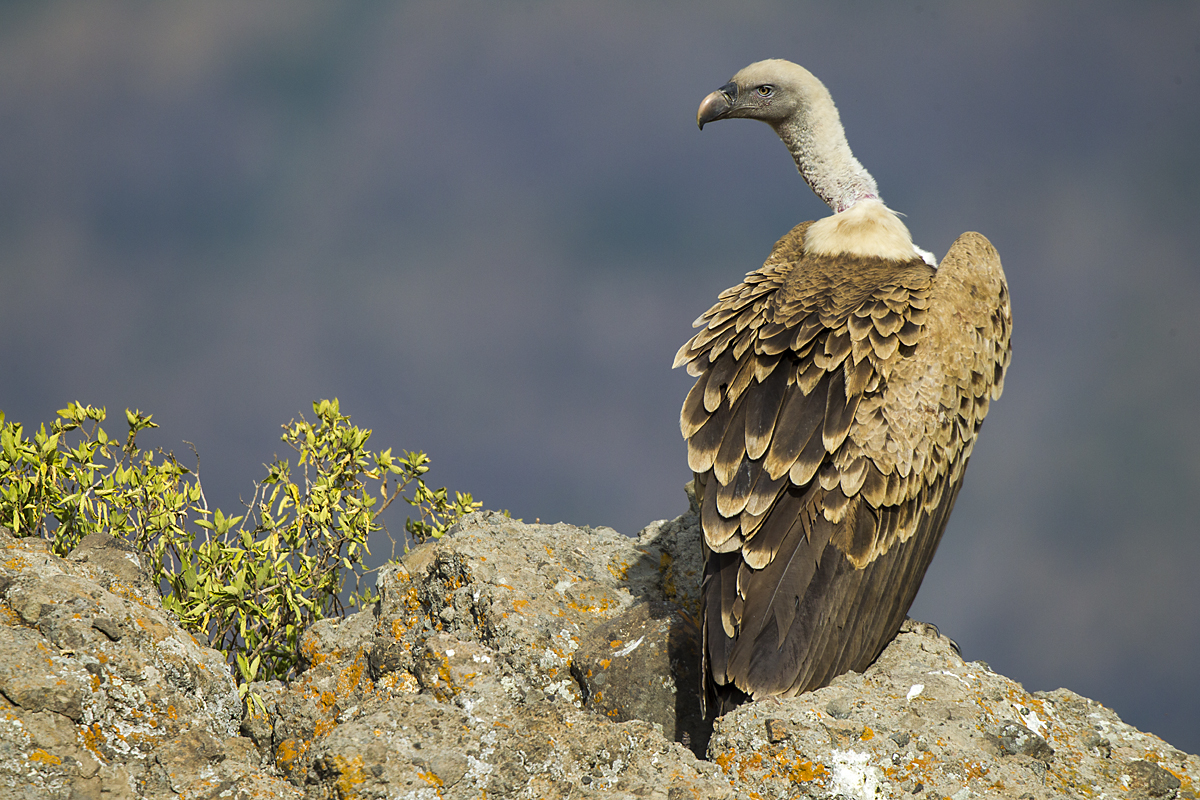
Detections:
[0, 400, 480, 699]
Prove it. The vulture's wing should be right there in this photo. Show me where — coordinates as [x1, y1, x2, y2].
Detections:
[676, 224, 1010, 711]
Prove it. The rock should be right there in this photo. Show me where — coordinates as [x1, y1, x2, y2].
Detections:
[1125, 758, 1183, 797]
[571, 599, 707, 755]
[247, 511, 733, 798]
[0, 526, 301, 799]
[707, 618, 1200, 799]
[3, 508, 1199, 800]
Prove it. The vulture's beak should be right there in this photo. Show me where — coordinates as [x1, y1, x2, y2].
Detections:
[697, 82, 737, 129]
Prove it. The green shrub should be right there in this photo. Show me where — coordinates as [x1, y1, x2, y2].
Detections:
[0, 399, 480, 700]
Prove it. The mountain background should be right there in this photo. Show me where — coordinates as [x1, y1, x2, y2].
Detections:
[2, 2, 1197, 753]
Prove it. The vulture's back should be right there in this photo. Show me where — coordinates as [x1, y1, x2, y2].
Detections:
[676, 222, 1010, 713]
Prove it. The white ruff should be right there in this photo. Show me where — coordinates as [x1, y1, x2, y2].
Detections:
[803, 199, 925, 262]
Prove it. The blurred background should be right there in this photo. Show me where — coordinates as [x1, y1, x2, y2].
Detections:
[2, 2, 1198, 753]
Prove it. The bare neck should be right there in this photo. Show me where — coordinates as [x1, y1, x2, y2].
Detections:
[773, 92, 879, 214]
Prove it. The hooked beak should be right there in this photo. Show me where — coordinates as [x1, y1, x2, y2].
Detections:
[697, 82, 737, 129]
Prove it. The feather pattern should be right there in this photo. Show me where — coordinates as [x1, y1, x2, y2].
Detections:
[680, 221, 1010, 713]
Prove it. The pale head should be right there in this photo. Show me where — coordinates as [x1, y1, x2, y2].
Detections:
[697, 59, 828, 130]
[697, 59, 880, 215]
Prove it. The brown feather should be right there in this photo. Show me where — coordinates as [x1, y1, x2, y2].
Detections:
[704, 353, 738, 412]
[788, 426, 827, 486]
[745, 360, 789, 460]
[680, 369, 712, 439]
[744, 466, 789, 517]
[791, 315, 825, 351]
[726, 355, 757, 405]
[860, 462, 887, 508]
[687, 397, 731, 473]
[739, 502, 773, 541]
[821, 368, 861, 452]
[844, 354, 873, 398]
[716, 456, 761, 518]
[701, 473, 742, 552]
[763, 372, 829, 480]
[847, 312, 873, 341]
[714, 400, 750, 486]
[740, 484, 810, 566]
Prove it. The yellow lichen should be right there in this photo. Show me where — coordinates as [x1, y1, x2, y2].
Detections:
[275, 737, 308, 771]
[0, 602, 24, 626]
[419, 769, 444, 787]
[335, 649, 370, 697]
[567, 595, 616, 613]
[774, 753, 825, 784]
[607, 560, 631, 581]
[333, 754, 368, 798]
[80, 722, 106, 760]
[27, 748, 63, 766]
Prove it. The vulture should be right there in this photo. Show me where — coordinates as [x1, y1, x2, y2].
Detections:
[676, 60, 1011, 715]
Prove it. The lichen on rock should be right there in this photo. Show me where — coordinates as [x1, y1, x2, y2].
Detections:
[2, 508, 1198, 799]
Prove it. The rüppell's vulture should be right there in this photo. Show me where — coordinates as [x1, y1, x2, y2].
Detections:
[676, 60, 1011, 715]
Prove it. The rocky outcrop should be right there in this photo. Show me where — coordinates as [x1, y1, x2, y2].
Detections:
[1, 511, 1197, 799]
[0, 527, 299, 799]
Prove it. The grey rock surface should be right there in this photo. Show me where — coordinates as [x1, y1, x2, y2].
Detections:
[244, 510, 731, 798]
[709, 619, 1200, 798]
[570, 599, 706, 756]
[2, 508, 1198, 799]
[0, 525, 300, 799]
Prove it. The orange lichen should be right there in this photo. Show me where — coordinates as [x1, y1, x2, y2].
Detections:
[314, 718, 338, 738]
[335, 649, 370, 697]
[606, 561, 631, 580]
[300, 635, 326, 666]
[27, 748, 63, 766]
[332, 754, 368, 797]
[275, 737, 309, 771]
[660, 553, 676, 599]
[860, 726, 874, 742]
[567, 595, 616, 613]
[419, 769, 444, 787]
[770, 751, 825, 784]
[106, 583, 158, 610]
[80, 722, 106, 760]
[0, 602, 24, 626]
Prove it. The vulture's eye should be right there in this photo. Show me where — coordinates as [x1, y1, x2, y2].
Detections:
[756, 85, 774, 97]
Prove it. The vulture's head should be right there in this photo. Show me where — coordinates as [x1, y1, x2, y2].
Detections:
[697, 59, 825, 130]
